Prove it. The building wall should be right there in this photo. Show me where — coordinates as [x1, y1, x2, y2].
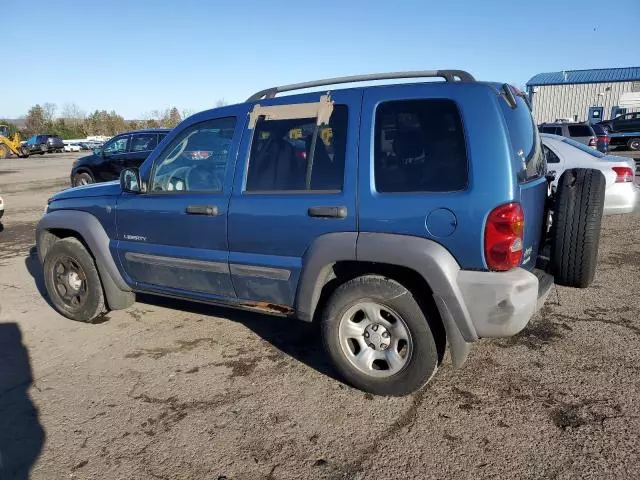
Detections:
[530, 80, 640, 123]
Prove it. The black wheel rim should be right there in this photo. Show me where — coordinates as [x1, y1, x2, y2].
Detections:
[52, 256, 88, 310]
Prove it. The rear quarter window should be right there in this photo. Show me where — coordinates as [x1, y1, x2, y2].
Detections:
[499, 95, 545, 183]
[568, 125, 594, 137]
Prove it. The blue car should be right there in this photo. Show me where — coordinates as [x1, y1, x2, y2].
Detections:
[36, 70, 606, 396]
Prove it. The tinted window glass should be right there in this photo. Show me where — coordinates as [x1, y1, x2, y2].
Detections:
[150, 117, 236, 192]
[541, 126, 556, 134]
[543, 145, 560, 163]
[130, 133, 158, 152]
[568, 125, 593, 137]
[103, 136, 129, 155]
[554, 127, 563, 136]
[499, 94, 545, 182]
[561, 137, 605, 158]
[374, 100, 467, 192]
[246, 105, 348, 191]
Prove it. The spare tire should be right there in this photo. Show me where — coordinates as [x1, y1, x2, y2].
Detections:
[551, 168, 605, 288]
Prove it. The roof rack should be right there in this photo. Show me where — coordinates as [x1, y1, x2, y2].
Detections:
[246, 70, 475, 102]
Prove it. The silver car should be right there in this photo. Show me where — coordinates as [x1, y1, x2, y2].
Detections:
[541, 133, 638, 215]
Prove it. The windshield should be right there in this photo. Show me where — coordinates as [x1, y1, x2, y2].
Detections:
[562, 137, 605, 158]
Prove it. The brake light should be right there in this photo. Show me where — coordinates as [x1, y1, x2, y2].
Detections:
[612, 166, 634, 183]
[588, 137, 597, 147]
[597, 135, 609, 143]
[484, 203, 524, 271]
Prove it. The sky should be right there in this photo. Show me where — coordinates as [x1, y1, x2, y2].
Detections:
[3, 0, 639, 119]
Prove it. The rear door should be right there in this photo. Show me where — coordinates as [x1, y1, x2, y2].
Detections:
[227, 90, 360, 307]
[127, 132, 159, 169]
[499, 92, 547, 270]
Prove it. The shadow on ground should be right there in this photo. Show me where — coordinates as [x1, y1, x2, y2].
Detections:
[137, 294, 340, 382]
[24, 247, 53, 309]
[0, 322, 45, 480]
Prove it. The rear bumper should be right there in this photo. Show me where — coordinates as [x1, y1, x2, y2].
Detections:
[456, 267, 552, 338]
[604, 182, 639, 215]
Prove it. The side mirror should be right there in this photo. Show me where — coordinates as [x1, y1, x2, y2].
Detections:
[120, 168, 141, 194]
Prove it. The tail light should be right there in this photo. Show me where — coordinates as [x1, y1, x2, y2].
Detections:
[588, 137, 597, 147]
[612, 166, 634, 183]
[484, 203, 524, 271]
[597, 135, 609, 144]
[295, 150, 307, 161]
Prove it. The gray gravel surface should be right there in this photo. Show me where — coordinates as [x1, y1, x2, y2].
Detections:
[0, 155, 639, 479]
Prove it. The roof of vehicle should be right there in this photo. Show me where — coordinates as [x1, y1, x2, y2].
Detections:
[117, 128, 171, 134]
[540, 122, 594, 127]
[527, 67, 640, 86]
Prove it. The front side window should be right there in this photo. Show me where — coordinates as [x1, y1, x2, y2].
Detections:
[130, 133, 158, 152]
[245, 105, 348, 192]
[103, 135, 129, 155]
[374, 99, 468, 192]
[150, 117, 236, 193]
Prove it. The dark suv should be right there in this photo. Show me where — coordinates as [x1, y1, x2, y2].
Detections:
[37, 71, 606, 396]
[24, 134, 63, 154]
[599, 112, 640, 133]
[538, 122, 598, 148]
[70, 129, 170, 186]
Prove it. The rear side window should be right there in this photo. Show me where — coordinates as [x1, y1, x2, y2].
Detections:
[374, 99, 468, 192]
[499, 95, 545, 182]
[245, 105, 348, 192]
[541, 126, 557, 135]
[543, 145, 560, 163]
[568, 125, 593, 137]
[130, 133, 158, 152]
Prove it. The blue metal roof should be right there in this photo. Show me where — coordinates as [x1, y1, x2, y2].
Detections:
[527, 67, 640, 86]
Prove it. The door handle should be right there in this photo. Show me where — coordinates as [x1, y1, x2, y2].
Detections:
[186, 205, 218, 216]
[308, 206, 347, 218]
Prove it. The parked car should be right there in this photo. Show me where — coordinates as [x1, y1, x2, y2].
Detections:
[598, 112, 640, 133]
[69, 129, 170, 186]
[538, 122, 597, 148]
[77, 142, 91, 151]
[64, 143, 81, 152]
[46, 135, 64, 153]
[38, 71, 606, 396]
[24, 135, 49, 155]
[541, 133, 638, 215]
[590, 124, 610, 153]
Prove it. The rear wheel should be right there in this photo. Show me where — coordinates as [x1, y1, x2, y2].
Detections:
[0, 144, 9, 159]
[628, 138, 640, 151]
[321, 275, 439, 396]
[551, 168, 606, 288]
[72, 172, 93, 187]
[43, 237, 106, 322]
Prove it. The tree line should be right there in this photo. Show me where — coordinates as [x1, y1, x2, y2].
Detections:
[1, 100, 226, 140]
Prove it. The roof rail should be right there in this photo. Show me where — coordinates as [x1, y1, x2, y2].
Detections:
[246, 70, 475, 102]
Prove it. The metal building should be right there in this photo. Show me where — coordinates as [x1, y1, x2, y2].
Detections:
[526, 67, 640, 124]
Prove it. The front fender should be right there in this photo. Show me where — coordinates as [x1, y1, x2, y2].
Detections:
[36, 210, 134, 310]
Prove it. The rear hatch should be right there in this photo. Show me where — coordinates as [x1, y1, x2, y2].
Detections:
[498, 87, 547, 270]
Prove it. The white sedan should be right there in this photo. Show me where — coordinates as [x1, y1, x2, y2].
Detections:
[64, 143, 81, 152]
[541, 133, 638, 215]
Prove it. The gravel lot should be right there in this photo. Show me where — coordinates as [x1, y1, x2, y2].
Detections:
[1, 153, 639, 480]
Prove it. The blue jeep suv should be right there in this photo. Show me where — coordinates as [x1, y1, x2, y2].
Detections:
[36, 71, 606, 396]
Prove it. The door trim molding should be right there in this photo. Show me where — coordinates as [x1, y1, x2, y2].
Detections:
[125, 252, 229, 274]
[230, 263, 291, 281]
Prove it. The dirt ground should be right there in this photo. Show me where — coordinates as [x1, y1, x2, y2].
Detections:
[1, 153, 639, 480]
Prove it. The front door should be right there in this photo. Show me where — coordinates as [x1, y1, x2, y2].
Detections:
[588, 106, 604, 125]
[115, 114, 242, 299]
[100, 134, 131, 182]
[227, 90, 360, 307]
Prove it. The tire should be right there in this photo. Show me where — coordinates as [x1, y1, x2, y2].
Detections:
[72, 172, 93, 187]
[321, 275, 439, 396]
[0, 144, 9, 159]
[43, 237, 106, 322]
[19, 146, 30, 158]
[627, 138, 640, 151]
[551, 168, 605, 288]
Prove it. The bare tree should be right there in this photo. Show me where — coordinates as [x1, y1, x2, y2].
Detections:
[42, 103, 57, 123]
[215, 99, 228, 108]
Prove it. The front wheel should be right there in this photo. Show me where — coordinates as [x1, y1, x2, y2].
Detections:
[72, 172, 93, 187]
[321, 275, 439, 396]
[43, 237, 106, 322]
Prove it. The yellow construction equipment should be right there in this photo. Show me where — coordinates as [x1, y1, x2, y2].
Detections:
[0, 125, 29, 159]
